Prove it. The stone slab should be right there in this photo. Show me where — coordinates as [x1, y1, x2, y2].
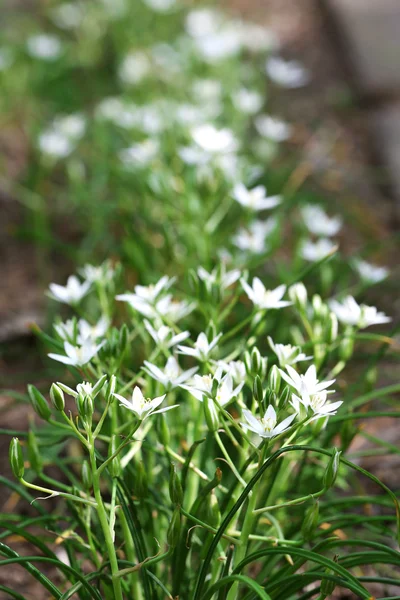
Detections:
[327, 0, 400, 96]
[373, 103, 400, 205]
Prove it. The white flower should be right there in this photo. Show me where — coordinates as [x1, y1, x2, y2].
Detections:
[329, 296, 391, 329]
[194, 27, 242, 63]
[48, 339, 105, 366]
[183, 368, 243, 406]
[80, 262, 115, 284]
[279, 365, 335, 405]
[118, 51, 152, 85]
[191, 79, 222, 103]
[233, 183, 281, 211]
[54, 319, 76, 341]
[197, 266, 241, 290]
[159, 296, 196, 322]
[144, 320, 190, 348]
[241, 405, 296, 439]
[144, 357, 198, 390]
[288, 283, 308, 308]
[51, 3, 84, 29]
[77, 381, 94, 396]
[232, 89, 263, 115]
[216, 360, 246, 383]
[301, 239, 337, 262]
[354, 260, 389, 284]
[191, 124, 238, 154]
[254, 115, 292, 142]
[38, 132, 73, 158]
[26, 34, 62, 60]
[49, 275, 91, 305]
[116, 276, 175, 316]
[240, 23, 278, 53]
[54, 114, 86, 140]
[178, 332, 222, 361]
[215, 372, 244, 406]
[113, 386, 176, 420]
[233, 218, 277, 254]
[119, 140, 159, 168]
[185, 9, 222, 38]
[301, 205, 342, 237]
[266, 57, 310, 88]
[241, 278, 291, 310]
[77, 317, 109, 344]
[268, 337, 311, 368]
[291, 391, 342, 420]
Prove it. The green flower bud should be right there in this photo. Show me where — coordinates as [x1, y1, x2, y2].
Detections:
[9, 438, 24, 479]
[82, 396, 94, 422]
[108, 435, 122, 478]
[267, 365, 281, 395]
[251, 347, 262, 374]
[312, 295, 324, 318]
[339, 330, 354, 361]
[320, 555, 338, 598]
[156, 413, 170, 447]
[252, 375, 264, 404]
[28, 385, 51, 421]
[211, 377, 220, 400]
[82, 460, 92, 489]
[167, 508, 181, 548]
[326, 313, 338, 343]
[365, 366, 377, 392]
[203, 396, 219, 433]
[105, 375, 116, 402]
[50, 383, 65, 412]
[169, 463, 183, 506]
[288, 283, 308, 310]
[92, 374, 108, 398]
[301, 502, 319, 540]
[323, 449, 341, 489]
[206, 322, 217, 343]
[119, 324, 129, 354]
[27, 431, 42, 474]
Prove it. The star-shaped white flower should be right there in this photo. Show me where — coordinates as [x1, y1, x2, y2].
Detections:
[291, 389, 342, 420]
[191, 124, 238, 154]
[197, 266, 241, 290]
[233, 219, 277, 254]
[143, 357, 198, 390]
[48, 339, 105, 366]
[113, 386, 177, 420]
[144, 320, 190, 349]
[254, 115, 292, 142]
[241, 278, 291, 310]
[182, 367, 243, 407]
[279, 365, 335, 406]
[329, 296, 391, 329]
[48, 275, 91, 305]
[301, 205, 342, 237]
[241, 405, 296, 439]
[266, 57, 310, 88]
[301, 239, 337, 262]
[233, 183, 281, 211]
[77, 316, 109, 344]
[268, 337, 312, 368]
[353, 260, 389, 285]
[177, 332, 222, 361]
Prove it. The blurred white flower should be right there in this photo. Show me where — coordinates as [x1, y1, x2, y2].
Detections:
[241, 405, 295, 439]
[113, 386, 176, 420]
[353, 260, 389, 284]
[191, 79, 222, 103]
[117, 276, 174, 309]
[118, 51, 152, 85]
[100, 0, 127, 19]
[233, 183, 281, 211]
[54, 114, 86, 140]
[26, 34, 62, 60]
[197, 265, 241, 290]
[51, 3, 84, 29]
[144, 357, 197, 390]
[241, 278, 291, 310]
[38, 132, 73, 158]
[232, 89, 263, 114]
[185, 8, 222, 38]
[329, 296, 391, 329]
[254, 115, 292, 142]
[77, 317, 109, 344]
[142, 0, 176, 12]
[178, 332, 222, 361]
[192, 124, 238, 154]
[301, 239, 337, 262]
[233, 218, 277, 254]
[54, 319, 76, 341]
[301, 205, 342, 237]
[194, 26, 242, 63]
[144, 320, 190, 349]
[183, 368, 243, 406]
[266, 57, 310, 88]
[49, 276, 91, 305]
[80, 262, 115, 284]
[119, 140, 160, 168]
[240, 23, 278, 53]
[268, 337, 311, 368]
[48, 339, 105, 366]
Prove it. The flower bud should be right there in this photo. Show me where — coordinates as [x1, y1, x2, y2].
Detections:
[211, 376, 220, 400]
[50, 383, 65, 412]
[82, 460, 92, 489]
[82, 396, 94, 422]
[339, 330, 354, 362]
[27, 431, 42, 474]
[323, 449, 341, 489]
[206, 322, 217, 343]
[288, 283, 307, 310]
[203, 396, 219, 432]
[156, 413, 170, 446]
[167, 508, 181, 548]
[169, 463, 183, 507]
[108, 435, 122, 479]
[320, 555, 338, 598]
[105, 375, 116, 402]
[301, 502, 319, 540]
[9, 438, 24, 479]
[312, 294, 323, 318]
[245, 347, 267, 378]
[92, 374, 108, 398]
[119, 324, 129, 354]
[253, 376, 264, 404]
[28, 385, 51, 421]
[365, 366, 377, 392]
[267, 365, 281, 395]
[326, 313, 338, 343]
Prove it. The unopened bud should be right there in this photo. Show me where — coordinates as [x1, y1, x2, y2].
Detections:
[119, 324, 129, 354]
[288, 283, 307, 310]
[105, 375, 116, 402]
[27, 431, 42, 474]
[169, 463, 183, 506]
[167, 508, 181, 548]
[9, 438, 24, 479]
[50, 383, 65, 412]
[82, 460, 92, 489]
[326, 313, 338, 343]
[92, 374, 107, 398]
[301, 502, 319, 540]
[320, 555, 339, 598]
[323, 449, 341, 489]
[204, 396, 219, 432]
[156, 413, 170, 446]
[253, 376, 264, 404]
[339, 330, 354, 362]
[267, 365, 281, 394]
[28, 385, 51, 421]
